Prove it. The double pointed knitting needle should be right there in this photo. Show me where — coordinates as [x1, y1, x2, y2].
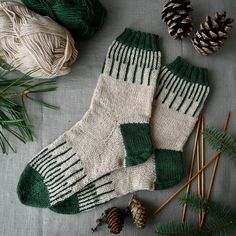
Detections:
[182, 115, 202, 223]
[200, 112, 231, 227]
[197, 138, 202, 226]
[201, 116, 205, 201]
[200, 115, 205, 224]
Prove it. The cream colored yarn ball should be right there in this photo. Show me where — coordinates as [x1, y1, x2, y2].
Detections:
[0, 1, 78, 79]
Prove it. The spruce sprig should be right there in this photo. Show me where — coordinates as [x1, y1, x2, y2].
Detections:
[179, 193, 236, 223]
[155, 193, 236, 236]
[0, 59, 58, 154]
[155, 222, 202, 236]
[204, 127, 236, 163]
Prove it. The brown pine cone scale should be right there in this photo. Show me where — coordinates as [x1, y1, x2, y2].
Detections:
[130, 197, 148, 229]
[192, 11, 234, 55]
[105, 207, 124, 234]
[162, 0, 193, 39]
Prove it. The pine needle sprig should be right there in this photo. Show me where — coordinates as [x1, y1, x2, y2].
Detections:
[155, 194, 236, 236]
[0, 58, 58, 154]
[204, 127, 236, 163]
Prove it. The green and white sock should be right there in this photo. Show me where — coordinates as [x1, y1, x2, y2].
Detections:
[17, 28, 161, 208]
[153, 56, 209, 189]
[49, 57, 210, 214]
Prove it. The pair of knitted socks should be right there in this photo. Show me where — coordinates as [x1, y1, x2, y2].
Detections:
[17, 28, 210, 214]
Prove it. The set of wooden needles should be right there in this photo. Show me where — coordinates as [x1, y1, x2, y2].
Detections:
[154, 112, 232, 227]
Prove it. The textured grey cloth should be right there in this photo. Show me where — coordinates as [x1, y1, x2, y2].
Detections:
[0, 0, 236, 235]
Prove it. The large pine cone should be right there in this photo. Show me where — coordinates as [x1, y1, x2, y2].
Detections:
[162, 0, 193, 39]
[130, 197, 148, 229]
[105, 207, 124, 234]
[192, 12, 234, 55]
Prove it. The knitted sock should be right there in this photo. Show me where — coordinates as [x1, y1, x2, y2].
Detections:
[50, 57, 210, 214]
[152, 56, 209, 189]
[17, 28, 161, 208]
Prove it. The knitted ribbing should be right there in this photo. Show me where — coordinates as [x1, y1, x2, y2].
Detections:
[102, 28, 160, 86]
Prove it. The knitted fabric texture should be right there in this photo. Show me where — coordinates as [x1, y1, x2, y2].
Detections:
[50, 57, 210, 214]
[21, 0, 107, 37]
[153, 56, 209, 189]
[17, 57, 209, 214]
[17, 28, 161, 208]
[0, 1, 78, 79]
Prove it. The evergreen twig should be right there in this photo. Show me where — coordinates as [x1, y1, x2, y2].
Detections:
[0, 58, 58, 154]
[155, 194, 236, 236]
[204, 127, 236, 162]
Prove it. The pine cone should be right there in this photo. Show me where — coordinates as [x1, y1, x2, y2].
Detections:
[130, 197, 148, 229]
[162, 0, 193, 39]
[105, 207, 124, 234]
[192, 12, 234, 55]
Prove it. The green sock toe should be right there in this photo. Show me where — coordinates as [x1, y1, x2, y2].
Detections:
[17, 165, 50, 208]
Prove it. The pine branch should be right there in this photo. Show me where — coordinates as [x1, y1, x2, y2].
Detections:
[0, 58, 58, 154]
[204, 127, 236, 163]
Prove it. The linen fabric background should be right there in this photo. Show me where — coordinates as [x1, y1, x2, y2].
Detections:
[0, 0, 236, 235]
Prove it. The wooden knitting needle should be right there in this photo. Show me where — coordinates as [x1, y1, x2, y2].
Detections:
[200, 115, 205, 223]
[154, 150, 221, 215]
[197, 138, 202, 226]
[182, 116, 202, 223]
[201, 115, 205, 202]
[200, 112, 231, 227]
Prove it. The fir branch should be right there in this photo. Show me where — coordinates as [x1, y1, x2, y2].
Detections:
[155, 222, 203, 236]
[179, 193, 208, 214]
[155, 194, 236, 236]
[204, 127, 236, 163]
[0, 58, 58, 154]
[154, 220, 236, 236]
[179, 193, 236, 222]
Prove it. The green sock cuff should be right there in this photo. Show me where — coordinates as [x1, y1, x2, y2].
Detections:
[166, 56, 209, 86]
[102, 28, 161, 86]
[116, 28, 159, 52]
[155, 56, 210, 117]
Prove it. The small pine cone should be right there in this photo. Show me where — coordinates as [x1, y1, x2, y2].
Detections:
[130, 197, 148, 229]
[105, 207, 124, 234]
[162, 0, 193, 39]
[192, 11, 234, 55]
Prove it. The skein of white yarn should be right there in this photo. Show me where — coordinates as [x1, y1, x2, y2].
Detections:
[0, 1, 78, 79]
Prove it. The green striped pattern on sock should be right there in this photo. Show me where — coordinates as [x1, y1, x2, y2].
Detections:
[29, 137, 86, 206]
[155, 56, 209, 117]
[77, 174, 115, 212]
[50, 173, 116, 214]
[102, 28, 161, 86]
